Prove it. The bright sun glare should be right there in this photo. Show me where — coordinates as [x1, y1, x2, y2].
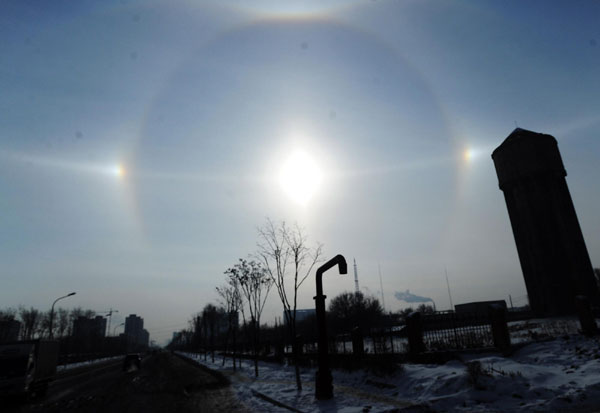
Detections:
[112, 164, 125, 178]
[279, 150, 322, 206]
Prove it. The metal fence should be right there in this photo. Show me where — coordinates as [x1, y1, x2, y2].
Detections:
[328, 311, 498, 355]
[422, 311, 494, 351]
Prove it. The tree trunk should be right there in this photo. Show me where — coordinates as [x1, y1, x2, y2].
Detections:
[210, 325, 215, 363]
[232, 325, 237, 371]
[293, 353, 302, 391]
[222, 323, 230, 367]
[292, 326, 302, 391]
[254, 321, 259, 377]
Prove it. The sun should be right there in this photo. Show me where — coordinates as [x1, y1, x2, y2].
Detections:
[279, 150, 322, 206]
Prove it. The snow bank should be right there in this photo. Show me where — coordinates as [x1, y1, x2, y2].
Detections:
[179, 333, 600, 412]
[58, 355, 122, 371]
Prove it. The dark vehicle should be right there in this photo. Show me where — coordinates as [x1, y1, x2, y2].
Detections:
[0, 340, 59, 398]
[122, 353, 141, 372]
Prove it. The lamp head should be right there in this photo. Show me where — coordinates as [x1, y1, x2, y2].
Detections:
[339, 259, 348, 275]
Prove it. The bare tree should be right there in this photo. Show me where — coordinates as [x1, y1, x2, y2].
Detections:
[225, 258, 272, 377]
[19, 306, 40, 340]
[38, 310, 52, 338]
[188, 312, 203, 352]
[0, 308, 18, 342]
[201, 304, 220, 363]
[56, 308, 69, 338]
[217, 275, 243, 370]
[257, 218, 323, 390]
[0, 308, 17, 321]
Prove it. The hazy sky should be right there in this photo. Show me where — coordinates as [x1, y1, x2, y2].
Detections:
[2, 0, 599, 344]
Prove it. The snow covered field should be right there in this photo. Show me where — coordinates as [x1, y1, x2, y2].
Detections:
[180, 333, 600, 412]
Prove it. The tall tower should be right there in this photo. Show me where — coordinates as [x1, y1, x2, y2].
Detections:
[492, 128, 599, 315]
[353, 258, 360, 294]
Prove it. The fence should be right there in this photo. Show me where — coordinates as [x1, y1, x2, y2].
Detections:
[421, 311, 494, 351]
[326, 307, 511, 357]
[184, 301, 599, 364]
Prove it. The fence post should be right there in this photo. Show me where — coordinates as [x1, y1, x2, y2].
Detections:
[406, 312, 425, 355]
[294, 334, 303, 357]
[576, 295, 598, 336]
[373, 329, 378, 354]
[275, 338, 285, 358]
[351, 327, 364, 357]
[489, 305, 511, 351]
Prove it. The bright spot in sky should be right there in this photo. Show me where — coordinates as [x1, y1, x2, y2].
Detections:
[112, 164, 125, 178]
[279, 150, 322, 206]
[462, 146, 492, 163]
[463, 149, 474, 162]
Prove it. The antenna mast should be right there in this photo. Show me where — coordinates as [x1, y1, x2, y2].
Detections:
[445, 267, 454, 311]
[378, 263, 386, 311]
[353, 258, 359, 294]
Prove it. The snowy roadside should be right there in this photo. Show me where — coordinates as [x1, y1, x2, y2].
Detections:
[179, 334, 600, 412]
[57, 355, 123, 372]
[178, 351, 415, 412]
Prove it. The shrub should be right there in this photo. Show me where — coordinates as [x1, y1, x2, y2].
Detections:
[465, 361, 487, 389]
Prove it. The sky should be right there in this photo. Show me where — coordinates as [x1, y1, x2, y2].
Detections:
[1, 0, 599, 345]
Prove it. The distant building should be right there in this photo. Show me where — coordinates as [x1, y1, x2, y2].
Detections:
[0, 319, 21, 342]
[73, 315, 106, 339]
[139, 329, 149, 347]
[492, 128, 600, 315]
[455, 301, 507, 315]
[124, 314, 149, 349]
[283, 309, 316, 324]
[172, 331, 180, 342]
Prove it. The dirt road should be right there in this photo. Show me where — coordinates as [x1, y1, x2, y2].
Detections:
[5, 352, 249, 412]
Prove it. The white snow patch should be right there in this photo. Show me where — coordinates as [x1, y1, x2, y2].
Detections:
[179, 334, 600, 412]
[58, 355, 122, 371]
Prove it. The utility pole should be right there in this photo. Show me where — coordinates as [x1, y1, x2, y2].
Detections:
[378, 263, 386, 311]
[445, 267, 454, 311]
[353, 258, 359, 294]
[49, 292, 76, 339]
[509, 295, 514, 309]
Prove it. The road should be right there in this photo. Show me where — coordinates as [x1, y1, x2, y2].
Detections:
[5, 352, 249, 412]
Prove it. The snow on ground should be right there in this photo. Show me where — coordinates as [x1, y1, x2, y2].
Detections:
[58, 355, 122, 371]
[508, 317, 582, 344]
[180, 334, 600, 412]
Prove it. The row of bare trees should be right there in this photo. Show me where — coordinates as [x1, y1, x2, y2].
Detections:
[173, 218, 423, 389]
[0, 306, 95, 341]
[222, 258, 271, 377]
[173, 218, 322, 391]
[256, 219, 322, 390]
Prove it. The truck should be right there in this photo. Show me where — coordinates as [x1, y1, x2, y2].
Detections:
[0, 340, 59, 398]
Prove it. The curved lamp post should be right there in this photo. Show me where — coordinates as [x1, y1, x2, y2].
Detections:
[314, 254, 347, 400]
[49, 292, 76, 339]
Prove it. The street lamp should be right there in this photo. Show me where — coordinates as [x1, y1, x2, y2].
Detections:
[113, 322, 125, 336]
[314, 254, 347, 400]
[49, 292, 76, 339]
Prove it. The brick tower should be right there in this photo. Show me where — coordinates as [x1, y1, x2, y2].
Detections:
[492, 128, 599, 315]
